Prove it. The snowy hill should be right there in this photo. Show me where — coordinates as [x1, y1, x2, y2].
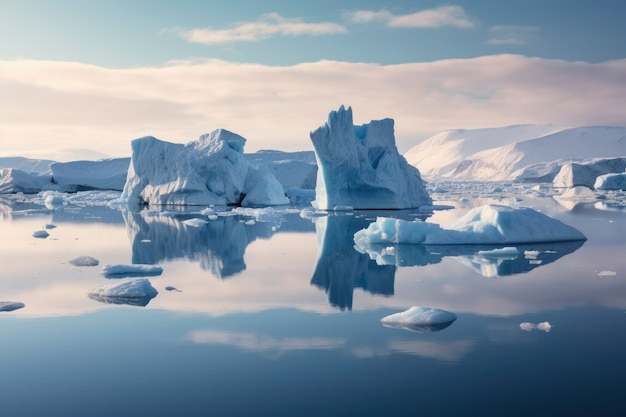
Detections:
[405, 125, 626, 181]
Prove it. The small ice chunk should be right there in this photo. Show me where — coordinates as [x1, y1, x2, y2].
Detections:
[520, 321, 552, 332]
[165, 286, 182, 292]
[69, 256, 100, 267]
[32, 230, 50, 239]
[102, 264, 163, 278]
[183, 218, 208, 227]
[0, 301, 25, 312]
[524, 250, 540, 259]
[88, 279, 158, 301]
[381, 306, 457, 333]
[45, 224, 57, 229]
[597, 270, 617, 277]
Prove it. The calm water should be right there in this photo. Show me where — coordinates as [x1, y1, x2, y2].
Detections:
[1, 184, 625, 417]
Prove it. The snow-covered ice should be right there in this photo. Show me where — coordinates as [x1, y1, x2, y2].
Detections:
[0, 301, 25, 312]
[520, 322, 552, 332]
[88, 279, 158, 306]
[406, 125, 626, 182]
[69, 256, 100, 267]
[595, 172, 626, 190]
[553, 158, 626, 188]
[354, 204, 587, 246]
[102, 264, 163, 278]
[50, 158, 130, 192]
[310, 105, 431, 210]
[120, 130, 289, 207]
[381, 306, 457, 333]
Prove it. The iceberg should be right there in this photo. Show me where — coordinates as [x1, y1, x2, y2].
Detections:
[0, 168, 56, 194]
[50, 158, 130, 191]
[102, 263, 163, 278]
[381, 306, 457, 333]
[120, 130, 289, 207]
[88, 279, 158, 306]
[354, 204, 587, 246]
[309, 106, 431, 210]
[594, 172, 626, 190]
[552, 158, 626, 188]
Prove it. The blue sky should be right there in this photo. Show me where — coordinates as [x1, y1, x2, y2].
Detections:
[1, 0, 626, 160]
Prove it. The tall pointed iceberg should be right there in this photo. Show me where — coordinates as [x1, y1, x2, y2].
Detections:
[309, 106, 431, 210]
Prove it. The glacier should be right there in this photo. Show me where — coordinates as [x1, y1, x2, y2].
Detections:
[309, 105, 431, 210]
[120, 130, 290, 207]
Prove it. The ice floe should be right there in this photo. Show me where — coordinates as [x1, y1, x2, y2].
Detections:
[381, 306, 457, 333]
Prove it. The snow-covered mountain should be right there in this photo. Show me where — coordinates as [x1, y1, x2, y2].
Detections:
[405, 125, 626, 181]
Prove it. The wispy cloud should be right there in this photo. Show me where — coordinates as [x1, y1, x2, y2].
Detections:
[189, 329, 346, 353]
[487, 25, 540, 45]
[2, 56, 626, 161]
[347, 5, 475, 29]
[172, 12, 347, 45]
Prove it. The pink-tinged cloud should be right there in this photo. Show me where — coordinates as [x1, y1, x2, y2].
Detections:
[1, 55, 625, 161]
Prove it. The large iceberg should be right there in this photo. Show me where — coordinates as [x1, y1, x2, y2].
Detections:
[309, 106, 431, 210]
[354, 204, 586, 246]
[120, 130, 289, 207]
[50, 158, 130, 191]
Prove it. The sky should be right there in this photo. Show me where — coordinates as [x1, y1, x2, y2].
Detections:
[1, 0, 626, 161]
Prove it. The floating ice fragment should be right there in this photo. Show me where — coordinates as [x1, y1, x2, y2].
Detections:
[32, 230, 49, 239]
[102, 264, 163, 278]
[88, 279, 158, 306]
[45, 224, 57, 229]
[381, 306, 457, 333]
[0, 301, 25, 312]
[69, 256, 100, 267]
[520, 321, 552, 332]
[165, 286, 182, 292]
[597, 270, 617, 277]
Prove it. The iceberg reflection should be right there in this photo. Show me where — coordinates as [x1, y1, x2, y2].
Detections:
[358, 241, 584, 278]
[124, 208, 314, 279]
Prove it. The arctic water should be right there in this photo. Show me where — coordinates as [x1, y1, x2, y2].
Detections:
[1, 182, 626, 417]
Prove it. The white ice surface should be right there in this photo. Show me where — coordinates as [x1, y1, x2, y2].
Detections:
[310, 105, 431, 210]
[69, 256, 100, 267]
[381, 306, 457, 332]
[88, 279, 158, 298]
[595, 172, 626, 190]
[102, 264, 163, 278]
[354, 204, 587, 246]
[50, 158, 130, 191]
[120, 130, 289, 207]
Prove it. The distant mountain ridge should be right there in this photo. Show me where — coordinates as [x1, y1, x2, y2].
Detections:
[404, 125, 626, 181]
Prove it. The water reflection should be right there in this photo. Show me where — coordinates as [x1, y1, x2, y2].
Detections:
[359, 241, 585, 278]
[310, 213, 396, 310]
[124, 209, 315, 279]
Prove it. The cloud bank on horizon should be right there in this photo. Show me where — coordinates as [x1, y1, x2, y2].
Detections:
[1, 1, 625, 161]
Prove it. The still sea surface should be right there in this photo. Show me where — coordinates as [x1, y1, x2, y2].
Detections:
[1, 182, 625, 417]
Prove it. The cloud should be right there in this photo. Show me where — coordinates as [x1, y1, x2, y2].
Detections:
[1, 55, 626, 161]
[189, 329, 346, 353]
[347, 5, 475, 28]
[488, 25, 540, 45]
[172, 12, 347, 45]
